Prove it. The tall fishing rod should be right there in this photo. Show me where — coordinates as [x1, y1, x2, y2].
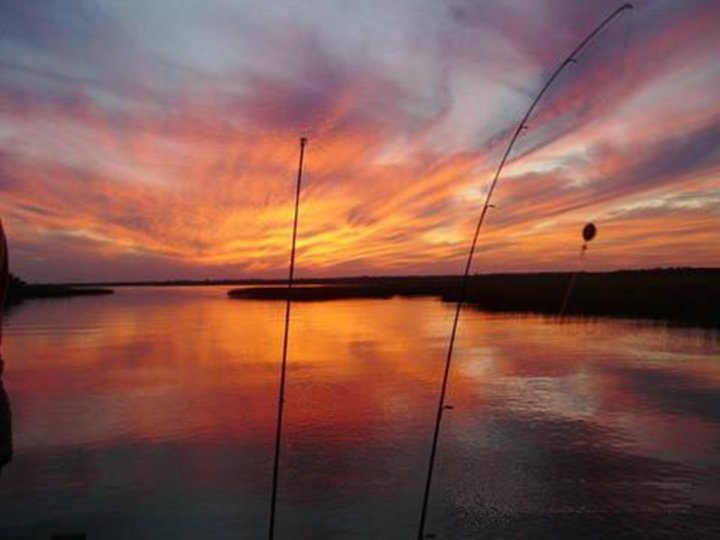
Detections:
[268, 136, 308, 540]
[416, 5, 633, 539]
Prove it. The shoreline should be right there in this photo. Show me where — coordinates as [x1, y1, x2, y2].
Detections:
[6, 268, 718, 327]
[4, 283, 113, 308]
[228, 268, 719, 328]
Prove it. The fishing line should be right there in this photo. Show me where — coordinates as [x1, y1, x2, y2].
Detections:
[415, 5, 634, 539]
[559, 222, 597, 318]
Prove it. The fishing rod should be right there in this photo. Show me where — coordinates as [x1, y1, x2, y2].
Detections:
[416, 5, 633, 539]
[268, 136, 308, 540]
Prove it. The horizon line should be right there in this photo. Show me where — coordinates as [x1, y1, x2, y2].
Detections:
[28, 265, 720, 287]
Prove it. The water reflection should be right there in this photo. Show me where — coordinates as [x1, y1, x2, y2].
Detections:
[0, 288, 717, 538]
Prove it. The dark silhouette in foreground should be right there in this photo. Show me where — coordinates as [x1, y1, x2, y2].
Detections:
[0, 218, 10, 476]
[0, 373, 11, 477]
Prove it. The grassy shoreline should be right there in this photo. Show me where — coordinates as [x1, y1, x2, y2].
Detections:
[8, 268, 717, 327]
[228, 268, 719, 327]
[4, 274, 113, 308]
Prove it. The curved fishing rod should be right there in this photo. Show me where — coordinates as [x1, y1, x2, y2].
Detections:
[416, 4, 633, 539]
[268, 136, 308, 540]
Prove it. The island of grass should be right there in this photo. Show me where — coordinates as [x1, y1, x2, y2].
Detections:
[228, 284, 398, 302]
[4, 274, 113, 307]
[227, 268, 719, 327]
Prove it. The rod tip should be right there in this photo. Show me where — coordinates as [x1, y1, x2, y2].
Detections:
[300, 136, 308, 146]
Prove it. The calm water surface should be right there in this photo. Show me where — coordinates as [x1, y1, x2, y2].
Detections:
[0, 287, 718, 538]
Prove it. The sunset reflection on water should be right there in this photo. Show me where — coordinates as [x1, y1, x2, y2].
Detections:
[0, 287, 718, 538]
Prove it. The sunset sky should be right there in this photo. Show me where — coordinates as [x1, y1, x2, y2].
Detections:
[1, 0, 718, 282]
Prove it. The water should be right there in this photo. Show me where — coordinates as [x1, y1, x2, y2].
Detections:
[0, 287, 718, 538]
